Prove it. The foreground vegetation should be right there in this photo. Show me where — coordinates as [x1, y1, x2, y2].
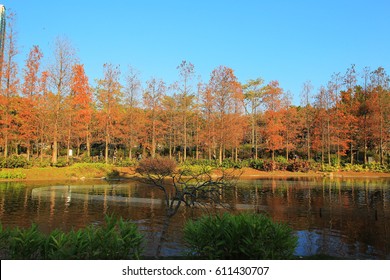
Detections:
[0, 215, 143, 260]
[184, 213, 298, 260]
[0, 213, 298, 260]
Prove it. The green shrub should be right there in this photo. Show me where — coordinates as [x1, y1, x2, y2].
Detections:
[274, 157, 289, 171]
[0, 156, 30, 169]
[183, 159, 219, 168]
[364, 162, 388, 172]
[115, 158, 138, 167]
[320, 164, 339, 172]
[249, 159, 264, 170]
[53, 157, 67, 167]
[275, 156, 288, 164]
[0, 215, 143, 260]
[220, 158, 242, 169]
[183, 213, 297, 260]
[330, 155, 341, 167]
[3, 223, 44, 259]
[343, 163, 366, 172]
[179, 164, 212, 176]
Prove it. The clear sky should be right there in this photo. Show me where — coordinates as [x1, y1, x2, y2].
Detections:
[2, 0, 390, 104]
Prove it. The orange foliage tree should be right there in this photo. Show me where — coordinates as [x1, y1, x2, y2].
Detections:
[206, 66, 245, 163]
[262, 81, 285, 161]
[19, 45, 43, 160]
[69, 64, 93, 158]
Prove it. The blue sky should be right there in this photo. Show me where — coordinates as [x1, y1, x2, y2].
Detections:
[2, 0, 390, 104]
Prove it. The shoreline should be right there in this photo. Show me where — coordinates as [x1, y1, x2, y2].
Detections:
[1, 166, 389, 183]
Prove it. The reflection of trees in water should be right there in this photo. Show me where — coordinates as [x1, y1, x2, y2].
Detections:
[234, 178, 389, 258]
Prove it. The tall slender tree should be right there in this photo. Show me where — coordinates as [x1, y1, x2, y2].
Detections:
[143, 78, 166, 158]
[369, 67, 389, 164]
[300, 81, 313, 161]
[176, 60, 195, 161]
[20, 45, 43, 160]
[96, 63, 122, 164]
[262, 81, 284, 161]
[207, 66, 243, 164]
[123, 66, 142, 160]
[243, 78, 265, 159]
[69, 64, 92, 158]
[47, 37, 77, 164]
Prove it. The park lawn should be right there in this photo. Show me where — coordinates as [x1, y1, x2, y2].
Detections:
[1, 166, 389, 182]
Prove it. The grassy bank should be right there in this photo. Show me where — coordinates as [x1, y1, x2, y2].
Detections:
[0, 164, 136, 181]
[1, 165, 389, 182]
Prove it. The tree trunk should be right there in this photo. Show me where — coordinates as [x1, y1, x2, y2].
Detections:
[3, 130, 8, 158]
[128, 141, 133, 160]
[327, 118, 331, 165]
[52, 135, 58, 164]
[183, 113, 187, 161]
[251, 113, 255, 159]
[52, 106, 60, 164]
[3, 108, 9, 158]
[350, 142, 354, 165]
[27, 144, 31, 161]
[286, 128, 289, 160]
[219, 144, 223, 165]
[77, 139, 80, 157]
[66, 121, 71, 164]
[151, 117, 156, 158]
[105, 133, 109, 164]
[40, 128, 44, 163]
[86, 127, 91, 157]
[307, 128, 311, 161]
[380, 113, 383, 164]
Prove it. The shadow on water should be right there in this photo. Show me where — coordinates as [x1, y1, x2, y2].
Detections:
[0, 177, 389, 259]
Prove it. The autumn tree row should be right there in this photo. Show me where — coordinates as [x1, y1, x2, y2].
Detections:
[0, 15, 389, 166]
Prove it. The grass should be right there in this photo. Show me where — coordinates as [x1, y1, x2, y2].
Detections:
[0, 170, 27, 179]
[0, 163, 126, 181]
[66, 163, 115, 178]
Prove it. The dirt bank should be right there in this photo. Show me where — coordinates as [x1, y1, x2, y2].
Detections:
[238, 167, 390, 179]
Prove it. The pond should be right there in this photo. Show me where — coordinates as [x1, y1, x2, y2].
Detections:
[0, 177, 389, 259]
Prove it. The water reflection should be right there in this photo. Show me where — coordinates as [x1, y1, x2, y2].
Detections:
[0, 177, 389, 259]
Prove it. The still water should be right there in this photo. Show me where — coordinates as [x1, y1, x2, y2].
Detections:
[0, 177, 389, 259]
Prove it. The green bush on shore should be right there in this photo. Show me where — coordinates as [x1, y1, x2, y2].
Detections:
[0, 154, 388, 175]
[0, 156, 31, 169]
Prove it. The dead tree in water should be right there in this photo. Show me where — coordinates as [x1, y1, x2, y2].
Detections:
[136, 157, 241, 258]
